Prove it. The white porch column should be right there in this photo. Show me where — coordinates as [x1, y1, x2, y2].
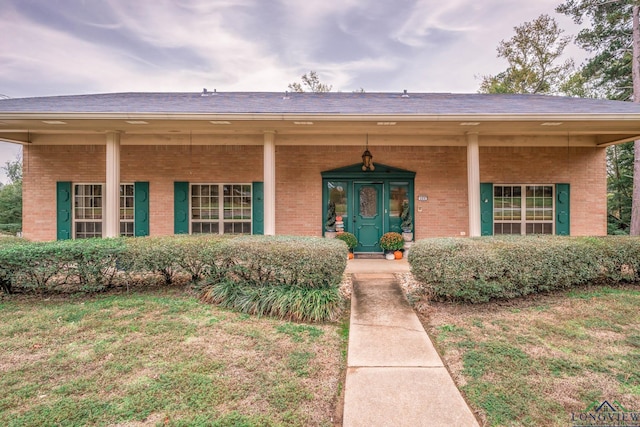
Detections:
[467, 132, 481, 237]
[105, 132, 121, 238]
[263, 131, 276, 235]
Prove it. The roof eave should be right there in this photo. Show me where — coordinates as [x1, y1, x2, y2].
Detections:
[2, 112, 640, 121]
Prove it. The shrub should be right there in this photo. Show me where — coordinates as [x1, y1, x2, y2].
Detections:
[200, 236, 347, 321]
[1, 235, 349, 322]
[335, 232, 357, 250]
[400, 201, 413, 231]
[0, 223, 21, 235]
[379, 232, 404, 251]
[58, 238, 127, 291]
[0, 238, 126, 293]
[116, 235, 236, 286]
[325, 201, 336, 231]
[408, 236, 640, 303]
[119, 236, 187, 285]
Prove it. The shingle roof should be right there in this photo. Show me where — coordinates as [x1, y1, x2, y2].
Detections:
[1, 91, 640, 115]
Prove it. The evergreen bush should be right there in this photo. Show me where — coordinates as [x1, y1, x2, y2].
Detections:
[335, 232, 357, 250]
[0, 235, 347, 322]
[408, 236, 640, 303]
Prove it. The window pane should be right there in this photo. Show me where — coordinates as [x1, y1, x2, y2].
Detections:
[120, 184, 134, 220]
[224, 222, 251, 234]
[359, 186, 377, 217]
[120, 221, 134, 237]
[524, 185, 553, 227]
[494, 222, 521, 235]
[328, 181, 348, 217]
[389, 184, 408, 217]
[191, 184, 252, 235]
[494, 186, 521, 221]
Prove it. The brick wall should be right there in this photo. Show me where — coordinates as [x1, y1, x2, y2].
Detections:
[480, 146, 607, 236]
[22, 142, 607, 241]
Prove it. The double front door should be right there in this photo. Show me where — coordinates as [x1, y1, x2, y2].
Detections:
[322, 163, 415, 253]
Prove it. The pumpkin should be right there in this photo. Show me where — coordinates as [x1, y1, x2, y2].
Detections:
[394, 250, 403, 259]
[348, 252, 354, 260]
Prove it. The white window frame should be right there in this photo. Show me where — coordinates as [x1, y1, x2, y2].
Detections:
[493, 184, 555, 235]
[190, 183, 252, 235]
[72, 183, 135, 239]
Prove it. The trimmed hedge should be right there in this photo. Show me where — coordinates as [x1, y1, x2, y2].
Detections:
[0, 235, 347, 322]
[200, 236, 347, 322]
[0, 238, 126, 294]
[408, 236, 640, 303]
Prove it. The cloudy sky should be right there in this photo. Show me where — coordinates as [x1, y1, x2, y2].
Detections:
[0, 0, 587, 183]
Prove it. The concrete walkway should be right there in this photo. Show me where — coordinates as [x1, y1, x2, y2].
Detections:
[342, 273, 479, 427]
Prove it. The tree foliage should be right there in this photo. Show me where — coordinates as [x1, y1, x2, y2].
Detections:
[3, 156, 22, 184]
[0, 156, 22, 232]
[557, 1, 640, 234]
[557, 0, 635, 101]
[607, 142, 634, 233]
[479, 14, 574, 94]
[288, 71, 332, 93]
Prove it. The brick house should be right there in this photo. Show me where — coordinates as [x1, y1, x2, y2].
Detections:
[1, 91, 639, 252]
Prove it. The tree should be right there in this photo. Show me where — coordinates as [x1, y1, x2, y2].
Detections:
[607, 142, 634, 233]
[479, 14, 574, 94]
[0, 156, 22, 232]
[3, 155, 22, 184]
[288, 71, 332, 93]
[557, 1, 640, 234]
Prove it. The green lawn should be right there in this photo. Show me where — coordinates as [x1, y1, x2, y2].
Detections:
[421, 285, 640, 426]
[0, 288, 347, 427]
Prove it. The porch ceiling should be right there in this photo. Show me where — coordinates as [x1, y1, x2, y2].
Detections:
[1, 114, 639, 147]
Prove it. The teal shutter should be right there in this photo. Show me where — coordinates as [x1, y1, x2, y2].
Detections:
[134, 182, 149, 237]
[174, 182, 189, 234]
[252, 182, 264, 235]
[480, 183, 493, 236]
[56, 182, 72, 240]
[555, 183, 570, 236]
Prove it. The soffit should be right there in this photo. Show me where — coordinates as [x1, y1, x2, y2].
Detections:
[0, 114, 639, 146]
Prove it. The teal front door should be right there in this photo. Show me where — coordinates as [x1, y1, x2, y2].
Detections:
[354, 182, 383, 252]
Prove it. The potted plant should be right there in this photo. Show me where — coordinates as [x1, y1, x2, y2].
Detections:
[336, 231, 357, 259]
[400, 200, 413, 241]
[325, 201, 337, 237]
[379, 232, 404, 260]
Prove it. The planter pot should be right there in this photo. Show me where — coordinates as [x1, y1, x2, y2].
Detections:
[325, 231, 337, 239]
[402, 231, 413, 242]
[385, 252, 395, 260]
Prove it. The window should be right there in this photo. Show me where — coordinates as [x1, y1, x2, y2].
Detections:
[120, 184, 134, 237]
[390, 183, 409, 218]
[74, 184, 103, 239]
[327, 181, 348, 218]
[73, 183, 135, 238]
[191, 184, 251, 234]
[494, 185, 553, 235]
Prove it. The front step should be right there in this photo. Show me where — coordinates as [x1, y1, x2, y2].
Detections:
[353, 252, 385, 259]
